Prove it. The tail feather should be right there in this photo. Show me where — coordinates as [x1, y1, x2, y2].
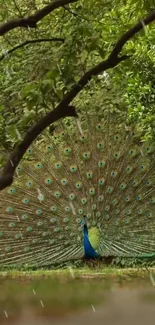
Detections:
[0, 114, 155, 267]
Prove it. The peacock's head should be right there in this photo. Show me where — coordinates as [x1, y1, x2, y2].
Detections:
[81, 215, 87, 226]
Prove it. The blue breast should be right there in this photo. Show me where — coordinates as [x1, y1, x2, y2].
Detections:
[83, 224, 100, 259]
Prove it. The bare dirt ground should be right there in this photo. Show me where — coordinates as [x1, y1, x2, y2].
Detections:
[4, 287, 155, 325]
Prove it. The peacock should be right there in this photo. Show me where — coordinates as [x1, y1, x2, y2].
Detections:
[0, 112, 155, 268]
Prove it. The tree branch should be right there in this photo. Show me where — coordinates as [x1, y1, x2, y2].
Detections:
[109, 11, 155, 60]
[0, 0, 78, 36]
[0, 11, 155, 190]
[0, 106, 77, 190]
[0, 38, 64, 62]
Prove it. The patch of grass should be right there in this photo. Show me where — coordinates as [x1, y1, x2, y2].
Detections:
[0, 266, 155, 279]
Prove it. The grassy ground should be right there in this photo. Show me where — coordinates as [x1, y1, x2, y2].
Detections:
[0, 267, 155, 325]
[1, 265, 154, 277]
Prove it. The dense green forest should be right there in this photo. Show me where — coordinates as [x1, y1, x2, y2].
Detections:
[0, 0, 154, 191]
[0, 0, 155, 149]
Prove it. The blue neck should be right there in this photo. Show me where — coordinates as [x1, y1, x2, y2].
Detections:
[83, 224, 99, 259]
